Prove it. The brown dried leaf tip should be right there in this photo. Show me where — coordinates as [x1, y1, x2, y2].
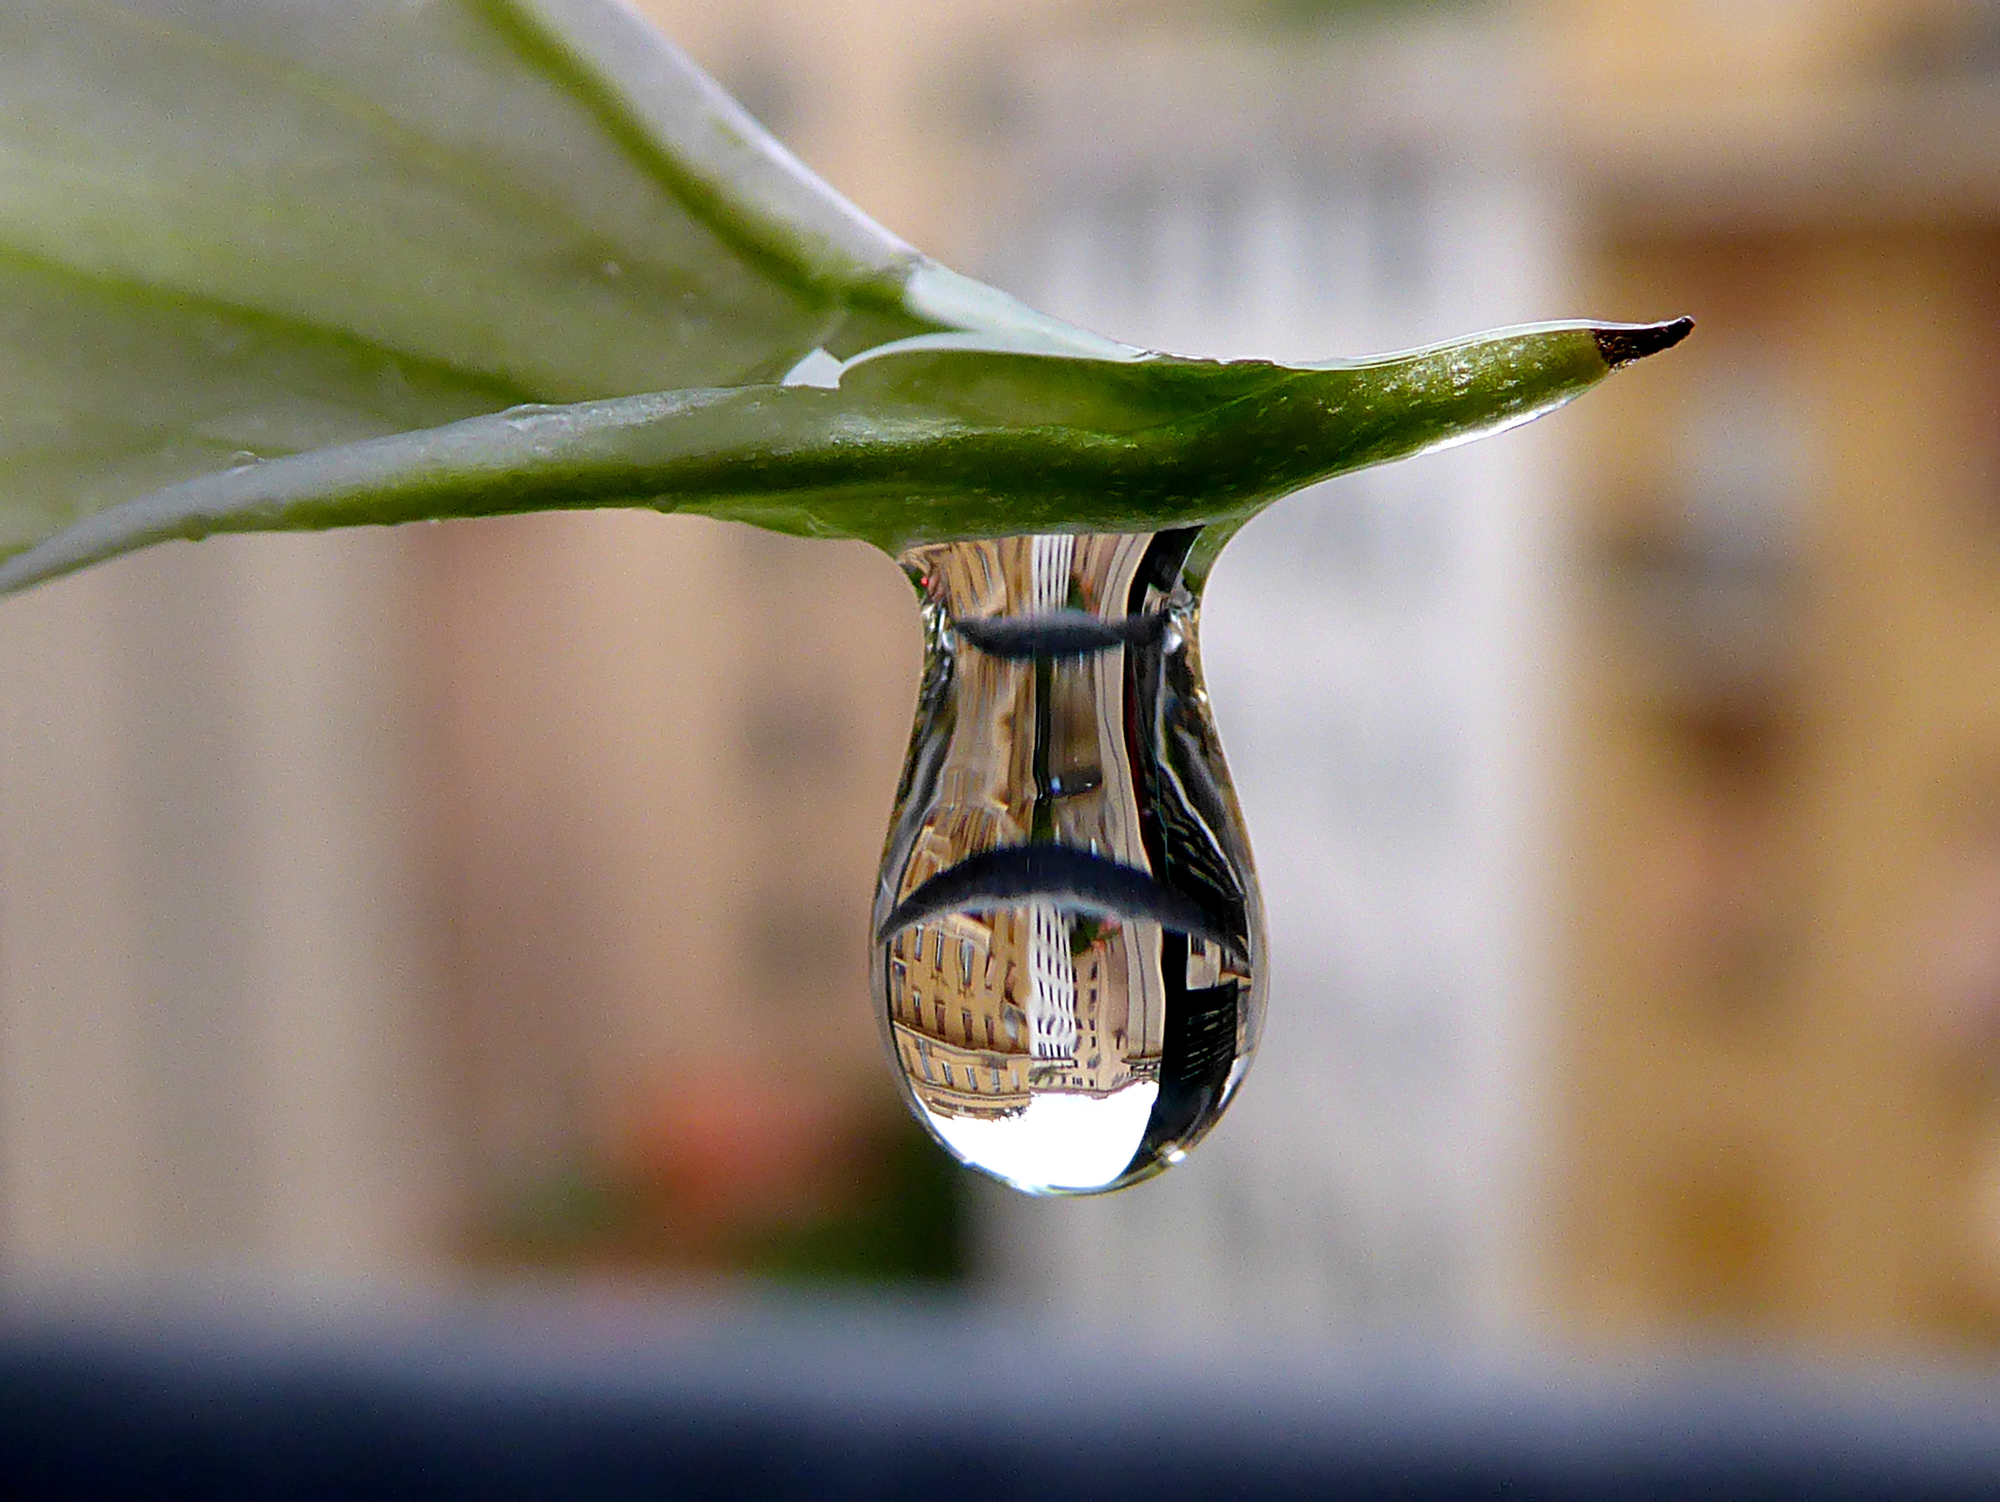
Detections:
[1594, 317, 1695, 369]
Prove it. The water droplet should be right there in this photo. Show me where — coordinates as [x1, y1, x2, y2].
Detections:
[226, 450, 259, 469]
[875, 530, 1265, 1195]
[497, 402, 558, 432]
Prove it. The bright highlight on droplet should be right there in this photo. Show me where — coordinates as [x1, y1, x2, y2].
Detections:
[873, 530, 1266, 1196]
[924, 1083, 1160, 1194]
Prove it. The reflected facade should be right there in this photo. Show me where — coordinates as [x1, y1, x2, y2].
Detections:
[874, 530, 1264, 1194]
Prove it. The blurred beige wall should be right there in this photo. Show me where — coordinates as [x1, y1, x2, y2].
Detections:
[1541, 0, 2000, 1342]
[635, 0, 1103, 263]
[415, 509, 920, 1251]
[0, 533, 443, 1275]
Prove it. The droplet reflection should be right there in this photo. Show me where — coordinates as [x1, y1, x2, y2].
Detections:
[874, 530, 1265, 1195]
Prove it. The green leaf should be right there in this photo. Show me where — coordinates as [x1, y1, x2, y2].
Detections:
[0, 0, 1686, 594]
[0, 319, 1693, 591]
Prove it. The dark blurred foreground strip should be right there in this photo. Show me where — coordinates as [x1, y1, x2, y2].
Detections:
[2, 1293, 2000, 1500]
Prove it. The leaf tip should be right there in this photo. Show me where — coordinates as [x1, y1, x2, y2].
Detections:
[1594, 316, 1694, 370]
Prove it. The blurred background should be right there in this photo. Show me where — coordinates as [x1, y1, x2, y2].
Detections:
[3, 0, 2000, 1357]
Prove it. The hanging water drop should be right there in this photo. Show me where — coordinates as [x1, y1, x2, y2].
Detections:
[874, 529, 1265, 1195]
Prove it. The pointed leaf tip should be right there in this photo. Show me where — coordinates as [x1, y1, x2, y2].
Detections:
[1594, 317, 1695, 370]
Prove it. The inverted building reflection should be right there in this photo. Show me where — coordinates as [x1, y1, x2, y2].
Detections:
[874, 529, 1263, 1194]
